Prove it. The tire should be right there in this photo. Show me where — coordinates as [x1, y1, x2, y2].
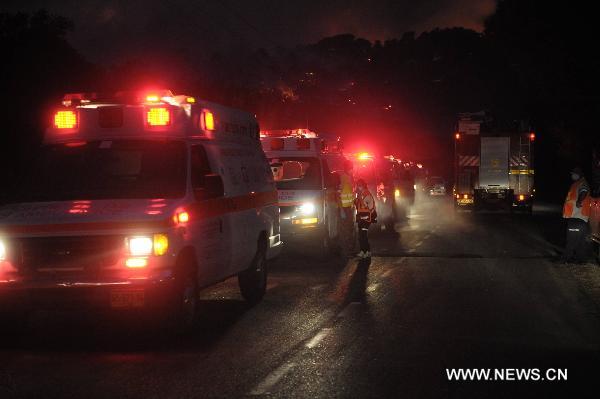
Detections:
[167, 255, 199, 332]
[239, 237, 268, 304]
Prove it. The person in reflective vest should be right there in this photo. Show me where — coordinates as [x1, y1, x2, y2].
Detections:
[338, 160, 355, 256]
[561, 167, 591, 263]
[355, 179, 376, 259]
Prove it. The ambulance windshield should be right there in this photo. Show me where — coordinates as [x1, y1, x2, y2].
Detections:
[5, 140, 186, 202]
[269, 157, 322, 190]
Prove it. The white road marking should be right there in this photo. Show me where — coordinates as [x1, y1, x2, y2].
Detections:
[305, 328, 332, 349]
[337, 302, 362, 318]
[249, 362, 296, 395]
[382, 269, 394, 278]
[367, 283, 379, 293]
[408, 248, 416, 253]
[415, 241, 423, 247]
[310, 284, 327, 291]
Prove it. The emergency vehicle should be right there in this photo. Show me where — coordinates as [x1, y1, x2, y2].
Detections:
[453, 112, 535, 212]
[0, 89, 281, 329]
[352, 153, 399, 231]
[260, 129, 345, 257]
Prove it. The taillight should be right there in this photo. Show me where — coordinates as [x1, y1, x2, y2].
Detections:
[146, 107, 171, 126]
[54, 110, 78, 130]
[201, 110, 215, 131]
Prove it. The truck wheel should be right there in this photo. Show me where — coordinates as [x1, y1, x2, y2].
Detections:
[239, 237, 268, 304]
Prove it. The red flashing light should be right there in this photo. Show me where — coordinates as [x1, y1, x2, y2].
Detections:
[146, 107, 171, 126]
[529, 132, 535, 141]
[146, 94, 160, 103]
[357, 152, 372, 160]
[455, 133, 460, 140]
[54, 110, 78, 130]
[173, 210, 190, 225]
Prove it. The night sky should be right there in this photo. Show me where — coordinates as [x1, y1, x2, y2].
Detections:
[1, 0, 496, 63]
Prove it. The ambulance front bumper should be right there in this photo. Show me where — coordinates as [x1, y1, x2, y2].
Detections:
[0, 269, 177, 312]
[279, 217, 323, 238]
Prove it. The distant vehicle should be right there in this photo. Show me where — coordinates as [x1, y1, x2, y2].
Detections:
[0, 90, 280, 328]
[453, 112, 535, 212]
[352, 153, 400, 231]
[261, 129, 346, 257]
[428, 176, 447, 196]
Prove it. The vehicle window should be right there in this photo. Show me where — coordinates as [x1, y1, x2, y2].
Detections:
[191, 145, 212, 189]
[4, 140, 186, 202]
[269, 157, 322, 190]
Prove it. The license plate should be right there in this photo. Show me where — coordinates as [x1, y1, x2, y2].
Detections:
[458, 198, 474, 204]
[110, 289, 145, 308]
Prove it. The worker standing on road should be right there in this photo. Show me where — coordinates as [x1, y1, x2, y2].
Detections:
[355, 179, 376, 259]
[339, 160, 355, 256]
[561, 167, 591, 264]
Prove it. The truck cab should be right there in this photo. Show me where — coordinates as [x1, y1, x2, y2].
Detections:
[261, 129, 344, 256]
[0, 90, 281, 328]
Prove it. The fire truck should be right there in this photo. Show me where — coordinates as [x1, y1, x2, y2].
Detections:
[260, 129, 346, 257]
[0, 90, 281, 329]
[453, 112, 535, 212]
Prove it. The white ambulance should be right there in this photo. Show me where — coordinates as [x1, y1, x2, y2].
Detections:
[0, 89, 281, 328]
[260, 129, 345, 256]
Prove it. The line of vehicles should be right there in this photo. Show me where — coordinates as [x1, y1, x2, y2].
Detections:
[0, 89, 418, 329]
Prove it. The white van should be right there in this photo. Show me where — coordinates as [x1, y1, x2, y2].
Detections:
[260, 129, 346, 256]
[0, 90, 281, 328]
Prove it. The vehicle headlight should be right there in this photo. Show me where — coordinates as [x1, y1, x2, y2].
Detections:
[394, 189, 401, 198]
[299, 202, 316, 215]
[126, 234, 169, 257]
[0, 239, 6, 261]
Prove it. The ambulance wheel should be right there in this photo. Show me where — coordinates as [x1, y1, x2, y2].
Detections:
[169, 253, 199, 332]
[239, 237, 268, 305]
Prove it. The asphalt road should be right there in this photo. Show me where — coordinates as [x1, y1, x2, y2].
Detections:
[2, 195, 600, 398]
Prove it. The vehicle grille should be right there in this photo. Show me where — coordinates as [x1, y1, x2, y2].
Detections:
[13, 235, 124, 274]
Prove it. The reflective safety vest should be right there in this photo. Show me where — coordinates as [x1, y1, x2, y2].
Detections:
[563, 178, 591, 221]
[356, 189, 376, 220]
[339, 172, 354, 208]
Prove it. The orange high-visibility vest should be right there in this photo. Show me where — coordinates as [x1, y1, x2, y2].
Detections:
[356, 189, 375, 218]
[563, 178, 591, 221]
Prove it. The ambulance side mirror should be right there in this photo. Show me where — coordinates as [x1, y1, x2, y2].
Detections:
[194, 174, 225, 201]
